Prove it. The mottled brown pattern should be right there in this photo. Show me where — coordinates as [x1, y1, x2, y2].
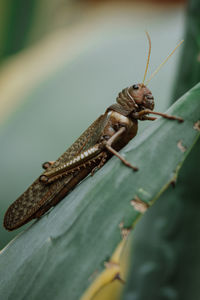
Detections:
[4, 114, 109, 230]
[47, 114, 109, 168]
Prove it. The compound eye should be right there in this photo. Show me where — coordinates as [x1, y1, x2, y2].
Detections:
[132, 84, 139, 90]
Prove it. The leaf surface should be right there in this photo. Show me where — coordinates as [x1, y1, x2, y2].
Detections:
[0, 83, 199, 300]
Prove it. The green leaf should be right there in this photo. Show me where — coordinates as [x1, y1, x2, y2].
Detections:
[0, 0, 36, 60]
[0, 83, 199, 300]
[122, 1, 200, 299]
[123, 132, 200, 300]
[172, 0, 200, 101]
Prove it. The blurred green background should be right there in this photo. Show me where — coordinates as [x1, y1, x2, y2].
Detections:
[0, 0, 186, 249]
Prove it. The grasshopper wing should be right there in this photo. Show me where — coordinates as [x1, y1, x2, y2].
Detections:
[4, 114, 109, 230]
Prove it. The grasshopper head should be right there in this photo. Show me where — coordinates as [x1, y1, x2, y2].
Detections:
[115, 33, 183, 116]
[116, 84, 154, 114]
[128, 83, 154, 111]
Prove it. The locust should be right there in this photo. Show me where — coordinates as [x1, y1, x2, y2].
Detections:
[4, 33, 184, 231]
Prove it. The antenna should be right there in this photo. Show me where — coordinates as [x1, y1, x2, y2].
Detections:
[142, 31, 151, 84]
[145, 39, 184, 86]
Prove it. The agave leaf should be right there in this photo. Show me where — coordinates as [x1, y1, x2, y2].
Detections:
[122, 0, 200, 298]
[0, 83, 199, 300]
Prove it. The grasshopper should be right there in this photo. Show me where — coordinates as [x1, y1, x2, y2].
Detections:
[4, 33, 183, 231]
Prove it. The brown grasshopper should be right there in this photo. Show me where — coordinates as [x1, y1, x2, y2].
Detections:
[4, 33, 183, 231]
